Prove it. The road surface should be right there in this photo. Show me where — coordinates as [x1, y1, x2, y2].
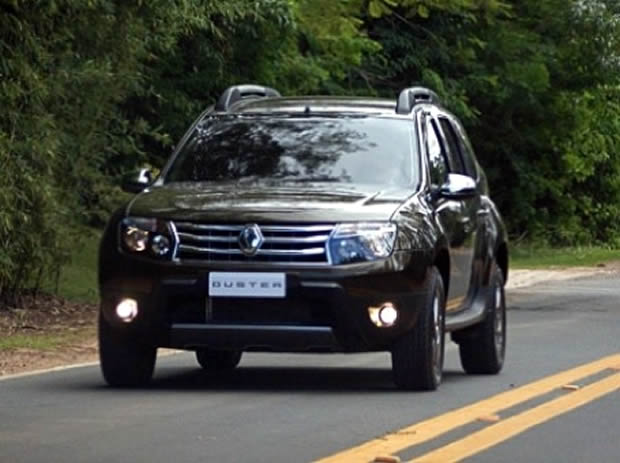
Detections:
[1, 272, 618, 463]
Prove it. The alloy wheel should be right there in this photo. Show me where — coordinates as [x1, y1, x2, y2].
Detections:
[494, 284, 505, 362]
[431, 291, 444, 385]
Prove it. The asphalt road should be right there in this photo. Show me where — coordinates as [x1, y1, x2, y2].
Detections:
[1, 273, 618, 463]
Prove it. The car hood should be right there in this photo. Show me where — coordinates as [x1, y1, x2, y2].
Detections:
[127, 182, 412, 223]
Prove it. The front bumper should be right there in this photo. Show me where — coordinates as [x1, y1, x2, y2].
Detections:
[169, 324, 340, 352]
[99, 249, 432, 352]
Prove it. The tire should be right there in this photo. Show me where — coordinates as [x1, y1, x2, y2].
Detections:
[196, 349, 242, 371]
[98, 314, 157, 387]
[391, 267, 446, 391]
[459, 264, 506, 374]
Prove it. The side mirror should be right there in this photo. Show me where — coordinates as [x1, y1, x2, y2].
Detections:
[439, 173, 477, 199]
[122, 168, 154, 194]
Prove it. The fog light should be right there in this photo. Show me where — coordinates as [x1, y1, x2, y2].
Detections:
[379, 304, 398, 326]
[368, 303, 398, 327]
[115, 298, 138, 323]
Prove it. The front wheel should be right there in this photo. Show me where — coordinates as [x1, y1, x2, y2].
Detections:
[391, 267, 446, 391]
[458, 264, 506, 374]
[98, 314, 157, 387]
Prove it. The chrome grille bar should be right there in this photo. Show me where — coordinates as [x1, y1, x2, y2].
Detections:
[264, 235, 330, 244]
[177, 232, 237, 243]
[257, 247, 326, 256]
[172, 222, 334, 264]
[179, 245, 243, 255]
[178, 231, 330, 244]
[175, 222, 334, 233]
[178, 245, 326, 256]
[175, 223, 243, 232]
[260, 225, 334, 233]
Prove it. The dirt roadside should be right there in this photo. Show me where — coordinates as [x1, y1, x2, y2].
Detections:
[1, 265, 617, 377]
[0, 294, 98, 377]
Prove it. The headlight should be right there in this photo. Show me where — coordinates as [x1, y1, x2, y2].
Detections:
[150, 234, 171, 256]
[327, 222, 397, 265]
[120, 217, 173, 258]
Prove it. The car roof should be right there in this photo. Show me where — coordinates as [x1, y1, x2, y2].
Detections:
[218, 96, 414, 119]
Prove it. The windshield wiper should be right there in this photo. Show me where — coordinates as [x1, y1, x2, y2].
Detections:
[274, 175, 344, 183]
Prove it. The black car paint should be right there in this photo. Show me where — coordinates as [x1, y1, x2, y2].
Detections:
[98, 98, 508, 353]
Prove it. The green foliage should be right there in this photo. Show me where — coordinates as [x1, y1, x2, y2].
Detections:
[289, 0, 380, 92]
[0, 0, 296, 304]
[1, 0, 619, 305]
[560, 85, 620, 245]
[354, 0, 620, 245]
[47, 228, 101, 304]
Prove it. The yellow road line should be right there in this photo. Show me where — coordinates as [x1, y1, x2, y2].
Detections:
[411, 372, 620, 462]
[314, 353, 620, 463]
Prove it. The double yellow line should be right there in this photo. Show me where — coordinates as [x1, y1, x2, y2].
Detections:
[315, 353, 620, 463]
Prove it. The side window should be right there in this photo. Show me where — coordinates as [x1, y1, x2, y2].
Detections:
[438, 117, 466, 175]
[426, 118, 448, 187]
[452, 121, 479, 179]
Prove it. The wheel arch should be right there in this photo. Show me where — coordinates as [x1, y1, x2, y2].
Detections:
[495, 241, 509, 285]
[433, 246, 450, 297]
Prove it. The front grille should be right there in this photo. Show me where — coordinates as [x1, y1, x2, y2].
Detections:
[172, 222, 334, 265]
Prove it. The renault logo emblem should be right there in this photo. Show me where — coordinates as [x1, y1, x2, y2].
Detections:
[238, 224, 264, 256]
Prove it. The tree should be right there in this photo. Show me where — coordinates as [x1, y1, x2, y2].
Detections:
[354, 0, 620, 244]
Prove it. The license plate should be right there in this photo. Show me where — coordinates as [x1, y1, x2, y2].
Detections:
[208, 272, 286, 298]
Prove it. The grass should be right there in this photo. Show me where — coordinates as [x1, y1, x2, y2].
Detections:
[0, 330, 92, 351]
[53, 228, 101, 304]
[511, 245, 620, 269]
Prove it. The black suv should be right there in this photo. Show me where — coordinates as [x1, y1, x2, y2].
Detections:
[99, 84, 508, 390]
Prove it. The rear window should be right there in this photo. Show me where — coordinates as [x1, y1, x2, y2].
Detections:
[165, 116, 418, 188]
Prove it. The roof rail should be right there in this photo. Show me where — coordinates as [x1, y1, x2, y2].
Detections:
[215, 84, 281, 111]
[395, 87, 441, 114]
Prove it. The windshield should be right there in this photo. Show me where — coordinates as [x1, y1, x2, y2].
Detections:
[165, 116, 418, 188]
